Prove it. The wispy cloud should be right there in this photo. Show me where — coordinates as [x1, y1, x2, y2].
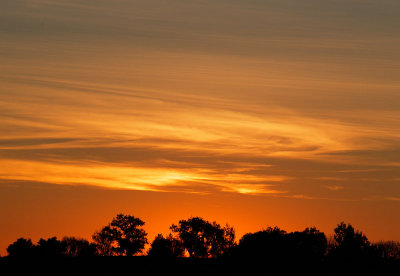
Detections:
[323, 185, 344, 191]
[0, 158, 291, 195]
[386, 197, 400, 201]
[0, 0, 399, 200]
[317, 177, 346, 181]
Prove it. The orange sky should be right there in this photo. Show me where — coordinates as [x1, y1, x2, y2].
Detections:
[0, 0, 400, 255]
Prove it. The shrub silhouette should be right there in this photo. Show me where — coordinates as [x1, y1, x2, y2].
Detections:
[374, 240, 400, 261]
[92, 214, 148, 256]
[170, 217, 235, 258]
[148, 234, 185, 258]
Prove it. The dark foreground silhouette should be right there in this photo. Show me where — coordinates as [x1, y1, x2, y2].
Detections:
[1, 214, 399, 275]
[1, 254, 399, 276]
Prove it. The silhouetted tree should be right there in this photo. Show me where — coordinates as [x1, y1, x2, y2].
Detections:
[92, 225, 115, 256]
[148, 234, 185, 258]
[334, 222, 369, 248]
[170, 217, 235, 258]
[92, 214, 148, 256]
[287, 227, 327, 262]
[328, 222, 376, 263]
[62, 237, 97, 257]
[236, 226, 287, 261]
[7, 238, 35, 257]
[36, 237, 67, 257]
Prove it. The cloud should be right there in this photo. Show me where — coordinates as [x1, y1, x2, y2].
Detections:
[317, 177, 346, 181]
[386, 197, 400, 201]
[282, 194, 314, 200]
[323, 185, 344, 191]
[1, 0, 400, 201]
[0, 138, 79, 149]
[0, 158, 291, 195]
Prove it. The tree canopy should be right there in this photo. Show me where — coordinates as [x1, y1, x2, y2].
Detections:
[63, 237, 97, 257]
[92, 214, 148, 256]
[236, 226, 327, 262]
[170, 217, 235, 258]
[7, 238, 35, 258]
[328, 222, 375, 263]
[6, 236, 97, 258]
[148, 234, 185, 258]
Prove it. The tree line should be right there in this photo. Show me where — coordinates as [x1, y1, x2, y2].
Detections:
[3, 214, 400, 265]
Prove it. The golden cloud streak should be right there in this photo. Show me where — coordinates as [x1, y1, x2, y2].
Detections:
[0, 160, 194, 191]
[5, 82, 398, 160]
[2, 78, 400, 198]
[0, 159, 289, 195]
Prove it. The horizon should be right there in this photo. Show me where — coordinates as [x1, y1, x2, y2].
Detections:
[0, 206, 393, 256]
[0, 0, 399, 256]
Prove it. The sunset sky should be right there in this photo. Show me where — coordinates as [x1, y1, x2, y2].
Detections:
[1, 0, 400, 255]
